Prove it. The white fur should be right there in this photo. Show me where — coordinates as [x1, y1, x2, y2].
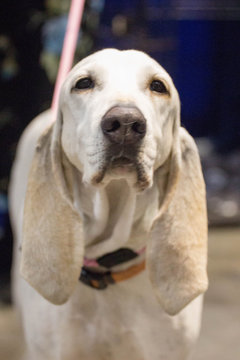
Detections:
[9, 49, 208, 360]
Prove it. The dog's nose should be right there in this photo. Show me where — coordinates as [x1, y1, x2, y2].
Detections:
[101, 106, 146, 144]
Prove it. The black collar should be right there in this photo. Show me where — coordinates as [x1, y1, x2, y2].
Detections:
[80, 247, 143, 290]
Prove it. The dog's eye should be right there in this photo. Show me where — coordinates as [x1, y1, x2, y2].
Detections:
[74, 77, 94, 90]
[150, 80, 168, 94]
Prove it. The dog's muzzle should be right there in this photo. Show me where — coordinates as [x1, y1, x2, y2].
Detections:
[92, 106, 150, 189]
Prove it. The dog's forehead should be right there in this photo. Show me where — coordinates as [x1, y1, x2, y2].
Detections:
[71, 49, 169, 79]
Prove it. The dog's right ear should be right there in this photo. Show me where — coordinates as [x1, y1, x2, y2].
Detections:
[21, 110, 84, 305]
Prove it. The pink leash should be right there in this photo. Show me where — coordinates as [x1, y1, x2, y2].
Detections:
[51, 0, 86, 120]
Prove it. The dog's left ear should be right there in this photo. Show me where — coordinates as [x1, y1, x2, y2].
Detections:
[147, 124, 208, 316]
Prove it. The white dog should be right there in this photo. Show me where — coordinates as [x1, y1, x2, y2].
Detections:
[9, 49, 208, 360]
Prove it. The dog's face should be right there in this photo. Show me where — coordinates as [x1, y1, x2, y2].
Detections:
[60, 49, 180, 191]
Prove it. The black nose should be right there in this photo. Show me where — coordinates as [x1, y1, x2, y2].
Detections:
[101, 106, 146, 145]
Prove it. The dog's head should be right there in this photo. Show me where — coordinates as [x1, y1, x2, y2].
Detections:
[58, 49, 180, 191]
[20, 49, 208, 315]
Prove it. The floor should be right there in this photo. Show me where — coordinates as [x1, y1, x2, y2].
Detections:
[0, 227, 240, 359]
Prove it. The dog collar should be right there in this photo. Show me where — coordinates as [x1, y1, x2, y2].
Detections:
[80, 247, 146, 290]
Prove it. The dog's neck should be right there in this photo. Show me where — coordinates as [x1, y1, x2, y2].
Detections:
[69, 168, 160, 259]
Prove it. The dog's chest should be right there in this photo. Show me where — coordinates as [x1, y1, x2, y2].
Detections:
[55, 273, 193, 360]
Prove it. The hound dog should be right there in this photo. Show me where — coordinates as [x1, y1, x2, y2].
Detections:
[10, 49, 208, 360]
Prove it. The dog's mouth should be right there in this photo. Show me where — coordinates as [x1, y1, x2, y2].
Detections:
[109, 155, 138, 178]
[90, 146, 152, 191]
[91, 154, 137, 185]
[91, 155, 151, 191]
[110, 156, 135, 168]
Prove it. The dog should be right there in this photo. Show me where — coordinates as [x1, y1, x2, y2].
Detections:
[9, 49, 208, 360]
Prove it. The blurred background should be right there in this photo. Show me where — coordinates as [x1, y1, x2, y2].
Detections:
[0, 1, 239, 359]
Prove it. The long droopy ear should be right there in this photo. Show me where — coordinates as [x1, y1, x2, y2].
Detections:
[147, 126, 208, 316]
[21, 112, 84, 305]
